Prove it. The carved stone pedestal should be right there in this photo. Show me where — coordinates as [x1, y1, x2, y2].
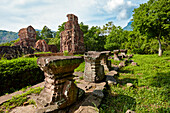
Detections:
[101, 51, 111, 71]
[84, 51, 105, 83]
[36, 56, 84, 112]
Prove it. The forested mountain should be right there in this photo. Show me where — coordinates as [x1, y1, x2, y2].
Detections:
[0, 30, 18, 44]
[123, 21, 133, 31]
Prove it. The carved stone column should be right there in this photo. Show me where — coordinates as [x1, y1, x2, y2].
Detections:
[101, 51, 111, 71]
[84, 51, 105, 83]
[36, 56, 84, 112]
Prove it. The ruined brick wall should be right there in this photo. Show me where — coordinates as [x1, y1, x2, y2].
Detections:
[48, 45, 58, 53]
[15, 25, 37, 48]
[35, 40, 49, 52]
[60, 14, 85, 54]
[0, 46, 34, 59]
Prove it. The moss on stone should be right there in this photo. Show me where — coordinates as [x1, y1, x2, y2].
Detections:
[50, 59, 83, 67]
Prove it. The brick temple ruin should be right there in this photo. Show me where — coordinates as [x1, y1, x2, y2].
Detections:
[60, 14, 85, 54]
[15, 25, 37, 48]
[35, 40, 49, 52]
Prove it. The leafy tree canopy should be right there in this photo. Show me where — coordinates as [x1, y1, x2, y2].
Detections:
[132, 0, 170, 56]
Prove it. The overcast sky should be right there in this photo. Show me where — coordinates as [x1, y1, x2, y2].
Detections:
[0, 0, 149, 32]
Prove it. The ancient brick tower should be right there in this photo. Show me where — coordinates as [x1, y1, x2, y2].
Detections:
[60, 14, 85, 53]
[16, 25, 37, 47]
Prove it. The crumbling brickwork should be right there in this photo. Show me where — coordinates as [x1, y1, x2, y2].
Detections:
[60, 14, 85, 54]
[15, 25, 36, 48]
[35, 40, 49, 52]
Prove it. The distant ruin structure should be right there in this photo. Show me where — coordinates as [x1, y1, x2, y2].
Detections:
[35, 40, 49, 52]
[15, 25, 36, 48]
[60, 14, 85, 54]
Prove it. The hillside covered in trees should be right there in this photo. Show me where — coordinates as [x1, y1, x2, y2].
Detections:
[0, 30, 18, 44]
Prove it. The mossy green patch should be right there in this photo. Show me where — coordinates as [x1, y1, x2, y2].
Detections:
[0, 87, 44, 113]
[51, 58, 83, 67]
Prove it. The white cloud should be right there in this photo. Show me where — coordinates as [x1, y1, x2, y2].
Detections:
[117, 9, 127, 20]
[0, 0, 149, 32]
[105, 0, 124, 11]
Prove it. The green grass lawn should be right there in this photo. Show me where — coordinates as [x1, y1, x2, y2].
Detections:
[100, 53, 170, 113]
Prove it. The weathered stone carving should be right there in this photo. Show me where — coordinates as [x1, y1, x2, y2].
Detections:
[101, 51, 111, 71]
[15, 25, 36, 48]
[36, 56, 84, 112]
[35, 40, 49, 52]
[84, 51, 105, 83]
[60, 14, 85, 54]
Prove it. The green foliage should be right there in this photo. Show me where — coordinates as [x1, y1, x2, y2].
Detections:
[55, 22, 66, 38]
[34, 51, 52, 54]
[63, 50, 69, 56]
[108, 59, 121, 65]
[100, 53, 170, 112]
[74, 54, 84, 56]
[80, 22, 89, 34]
[79, 76, 84, 80]
[84, 26, 106, 51]
[0, 57, 44, 96]
[36, 31, 42, 40]
[0, 38, 20, 47]
[74, 62, 85, 72]
[0, 42, 12, 46]
[47, 22, 66, 51]
[40, 26, 53, 40]
[0, 87, 43, 112]
[104, 25, 127, 50]
[48, 37, 60, 49]
[132, 0, 170, 55]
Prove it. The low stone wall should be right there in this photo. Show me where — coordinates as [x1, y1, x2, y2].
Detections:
[0, 46, 34, 59]
[23, 52, 79, 58]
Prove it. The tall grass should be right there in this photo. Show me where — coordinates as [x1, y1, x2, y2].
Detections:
[100, 53, 170, 113]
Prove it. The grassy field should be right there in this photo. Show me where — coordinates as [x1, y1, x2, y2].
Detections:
[100, 53, 170, 113]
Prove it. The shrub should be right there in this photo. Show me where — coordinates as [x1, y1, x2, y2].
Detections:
[74, 62, 85, 72]
[64, 50, 69, 56]
[0, 57, 44, 96]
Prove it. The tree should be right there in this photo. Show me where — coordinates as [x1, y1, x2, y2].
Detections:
[101, 21, 114, 35]
[55, 22, 66, 38]
[80, 22, 89, 34]
[36, 31, 42, 40]
[40, 26, 53, 39]
[104, 24, 127, 51]
[83, 26, 106, 51]
[48, 22, 66, 51]
[132, 0, 170, 56]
